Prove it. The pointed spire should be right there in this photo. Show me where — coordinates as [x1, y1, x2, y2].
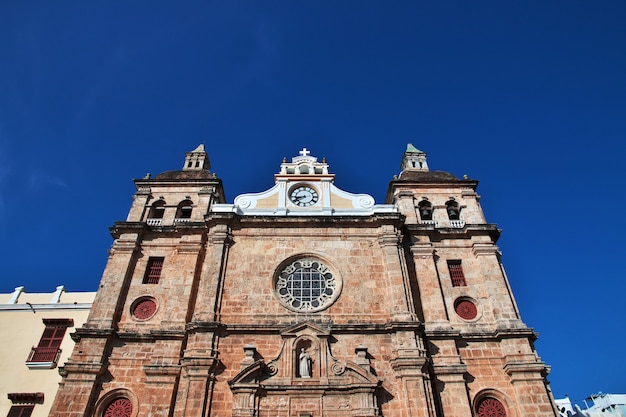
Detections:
[400, 143, 429, 172]
[183, 144, 211, 171]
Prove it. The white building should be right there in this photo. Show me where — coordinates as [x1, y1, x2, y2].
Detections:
[556, 394, 626, 417]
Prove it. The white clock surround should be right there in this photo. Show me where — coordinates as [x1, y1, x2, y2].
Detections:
[212, 148, 396, 216]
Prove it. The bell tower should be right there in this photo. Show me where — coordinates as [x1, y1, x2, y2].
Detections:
[400, 143, 429, 171]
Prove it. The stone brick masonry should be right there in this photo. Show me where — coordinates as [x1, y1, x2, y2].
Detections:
[49, 145, 558, 417]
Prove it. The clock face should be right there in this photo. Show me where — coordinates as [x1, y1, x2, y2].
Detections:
[290, 186, 319, 207]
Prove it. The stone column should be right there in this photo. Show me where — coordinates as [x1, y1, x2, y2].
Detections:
[505, 360, 558, 417]
[87, 228, 142, 329]
[378, 224, 414, 321]
[172, 357, 218, 417]
[390, 349, 437, 417]
[472, 243, 521, 327]
[432, 362, 472, 417]
[126, 187, 151, 222]
[192, 221, 232, 322]
[410, 242, 449, 329]
[49, 336, 109, 417]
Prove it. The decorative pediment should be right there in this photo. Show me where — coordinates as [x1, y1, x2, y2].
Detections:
[228, 324, 382, 416]
[228, 360, 271, 387]
[211, 148, 396, 216]
[280, 321, 330, 338]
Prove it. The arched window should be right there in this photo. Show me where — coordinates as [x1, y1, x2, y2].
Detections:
[103, 397, 133, 417]
[148, 200, 165, 219]
[418, 200, 433, 221]
[175, 200, 193, 221]
[446, 200, 460, 220]
[94, 389, 138, 417]
[476, 397, 507, 417]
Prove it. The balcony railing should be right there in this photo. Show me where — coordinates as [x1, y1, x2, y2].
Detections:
[420, 220, 438, 226]
[147, 218, 162, 226]
[449, 220, 466, 228]
[173, 218, 191, 224]
[26, 346, 61, 368]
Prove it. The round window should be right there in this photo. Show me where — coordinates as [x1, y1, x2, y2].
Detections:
[104, 397, 133, 417]
[131, 297, 157, 320]
[276, 258, 339, 312]
[476, 397, 507, 417]
[455, 299, 478, 320]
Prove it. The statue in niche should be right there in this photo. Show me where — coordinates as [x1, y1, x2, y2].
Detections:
[299, 347, 312, 378]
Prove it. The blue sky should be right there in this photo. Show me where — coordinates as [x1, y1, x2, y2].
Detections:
[1, 1, 624, 406]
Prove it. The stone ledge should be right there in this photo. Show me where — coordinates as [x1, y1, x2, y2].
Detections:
[426, 326, 536, 341]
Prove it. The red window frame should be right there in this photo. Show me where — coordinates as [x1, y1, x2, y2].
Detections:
[27, 319, 73, 364]
[7, 405, 34, 417]
[448, 260, 467, 287]
[143, 257, 164, 284]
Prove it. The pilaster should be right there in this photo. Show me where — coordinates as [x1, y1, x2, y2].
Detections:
[378, 225, 415, 321]
[192, 220, 232, 322]
[410, 242, 450, 328]
[87, 226, 143, 329]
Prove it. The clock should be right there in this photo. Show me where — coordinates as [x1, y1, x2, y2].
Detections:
[290, 186, 319, 207]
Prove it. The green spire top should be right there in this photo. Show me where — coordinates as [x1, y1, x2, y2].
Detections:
[401, 144, 429, 171]
[406, 143, 423, 153]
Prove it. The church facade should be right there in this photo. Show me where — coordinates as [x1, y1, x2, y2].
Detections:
[50, 145, 557, 417]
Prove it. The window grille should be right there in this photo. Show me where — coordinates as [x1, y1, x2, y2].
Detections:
[143, 257, 164, 284]
[477, 397, 506, 417]
[447, 261, 467, 286]
[104, 398, 133, 417]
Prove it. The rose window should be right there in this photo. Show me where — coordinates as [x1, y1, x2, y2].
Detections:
[276, 258, 339, 312]
[104, 397, 133, 417]
[132, 298, 157, 320]
[476, 397, 506, 417]
[455, 299, 478, 320]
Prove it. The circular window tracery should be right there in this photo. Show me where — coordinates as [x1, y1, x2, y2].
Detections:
[104, 397, 133, 417]
[276, 258, 339, 312]
[476, 397, 507, 417]
[455, 298, 478, 320]
[131, 297, 157, 320]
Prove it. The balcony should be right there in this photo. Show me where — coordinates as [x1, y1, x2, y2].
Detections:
[449, 220, 466, 228]
[173, 218, 191, 224]
[420, 220, 438, 227]
[147, 218, 163, 226]
[26, 346, 61, 369]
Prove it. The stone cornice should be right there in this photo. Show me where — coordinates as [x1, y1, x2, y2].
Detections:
[426, 326, 537, 341]
[109, 221, 147, 239]
[72, 327, 186, 342]
[117, 330, 186, 341]
[405, 223, 501, 241]
[212, 321, 423, 334]
[208, 212, 404, 226]
[0, 303, 92, 312]
[110, 221, 209, 239]
[71, 327, 115, 342]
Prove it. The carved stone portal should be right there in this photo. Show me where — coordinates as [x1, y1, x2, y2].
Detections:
[228, 322, 381, 417]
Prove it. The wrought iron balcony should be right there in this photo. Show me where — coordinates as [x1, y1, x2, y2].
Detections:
[26, 346, 61, 368]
